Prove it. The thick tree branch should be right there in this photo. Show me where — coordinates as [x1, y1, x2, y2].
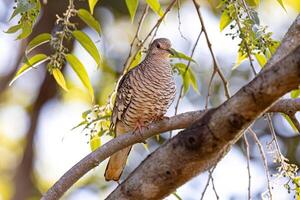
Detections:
[42, 97, 300, 200]
[43, 15, 300, 200]
[106, 41, 300, 200]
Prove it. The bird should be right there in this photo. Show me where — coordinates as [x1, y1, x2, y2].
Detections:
[104, 38, 176, 181]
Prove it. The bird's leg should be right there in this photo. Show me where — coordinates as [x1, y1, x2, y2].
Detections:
[133, 120, 147, 144]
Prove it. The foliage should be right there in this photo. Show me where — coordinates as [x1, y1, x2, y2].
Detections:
[219, 0, 279, 68]
[6, 0, 41, 39]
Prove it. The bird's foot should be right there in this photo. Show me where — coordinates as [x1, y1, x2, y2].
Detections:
[133, 121, 147, 144]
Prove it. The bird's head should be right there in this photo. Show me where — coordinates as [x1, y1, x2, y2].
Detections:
[148, 38, 175, 58]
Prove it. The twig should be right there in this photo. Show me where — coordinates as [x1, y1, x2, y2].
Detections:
[248, 128, 273, 199]
[193, 0, 230, 100]
[43, 97, 300, 199]
[210, 170, 219, 200]
[170, 30, 203, 138]
[122, 5, 149, 72]
[243, 134, 251, 200]
[200, 166, 217, 200]
[176, 0, 188, 40]
[123, 0, 177, 72]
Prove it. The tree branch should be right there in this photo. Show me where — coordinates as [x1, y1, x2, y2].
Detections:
[42, 15, 300, 200]
[42, 97, 300, 200]
[106, 46, 300, 200]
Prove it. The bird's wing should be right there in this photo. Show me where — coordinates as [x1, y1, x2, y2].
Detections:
[110, 70, 133, 133]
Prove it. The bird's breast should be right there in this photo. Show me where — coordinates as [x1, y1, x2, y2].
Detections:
[122, 63, 176, 128]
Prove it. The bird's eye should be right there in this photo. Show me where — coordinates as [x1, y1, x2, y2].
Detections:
[156, 43, 161, 48]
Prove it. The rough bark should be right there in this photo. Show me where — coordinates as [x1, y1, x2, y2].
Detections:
[42, 15, 300, 200]
[106, 21, 300, 200]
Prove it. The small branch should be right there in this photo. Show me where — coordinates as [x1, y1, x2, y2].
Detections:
[170, 30, 202, 138]
[42, 96, 300, 200]
[123, 0, 177, 72]
[42, 110, 205, 200]
[122, 5, 149, 72]
[243, 134, 251, 200]
[248, 128, 273, 199]
[200, 166, 216, 200]
[193, 0, 231, 99]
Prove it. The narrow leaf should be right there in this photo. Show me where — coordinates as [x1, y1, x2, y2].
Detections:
[72, 30, 101, 67]
[5, 24, 22, 33]
[171, 49, 196, 63]
[17, 22, 32, 40]
[78, 9, 101, 35]
[129, 50, 142, 69]
[9, 1, 35, 21]
[52, 68, 68, 91]
[146, 0, 164, 17]
[282, 113, 298, 133]
[10, 54, 48, 85]
[88, 0, 99, 14]
[220, 11, 232, 31]
[291, 89, 300, 99]
[233, 51, 247, 69]
[188, 68, 199, 93]
[126, 0, 139, 22]
[182, 73, 190, 95]
[26, 33, 51, 53]
[269, 41, 280, 54]
[71, 120, 87, 130]
[246, 0, 260, 7]
[90, 135, 101, 151]
[65, 54, 94, 101]
[255, 53, 267, 68]
[276, 0, 286, 11]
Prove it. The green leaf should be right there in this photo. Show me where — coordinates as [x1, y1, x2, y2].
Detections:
[171, 49, 196, 63]
[9, 54, 48, 85]
[188, 68, 199, 93]
[71, 120, 88, 130]
[82, 109, 92, 119]
[88, 0, 99, 14]
[172, 192, 183, 200]
[291, 89, 300, 99]
[129, 50, 142, 69]
[52, 68, 68, 91]
[65, 54, 94, 101]
[77, 9, 101, 35]
[26, 33, 51, 53]
[90, 135, 101, 151]
[233, 51, 247, 69]
[17, 22, 32, 40]
[146, 0, 164, 17]
[72, 30, 101, 67]
[220, 11, 232, 31]
[182, 72, 190, 95]
[9, 0, 36, 21]
[126, 0, 139, 22]
[282, 113, 298, 133]
[269, 41, 280, 54]
[174, 63, 198, 95]
[255, 53, 267, 68]
[5, 24, 22, 33]
[246, 0, 260, 7]
[276, 0, 286, 11]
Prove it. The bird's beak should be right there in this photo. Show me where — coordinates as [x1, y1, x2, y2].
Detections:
[167, 48, 176, 56]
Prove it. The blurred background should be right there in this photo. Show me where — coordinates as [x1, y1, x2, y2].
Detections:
[0, 0, 299, 199]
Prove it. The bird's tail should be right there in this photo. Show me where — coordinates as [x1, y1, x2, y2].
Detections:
[104, 123, 131, 181]
[104, 146, 132, 181]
